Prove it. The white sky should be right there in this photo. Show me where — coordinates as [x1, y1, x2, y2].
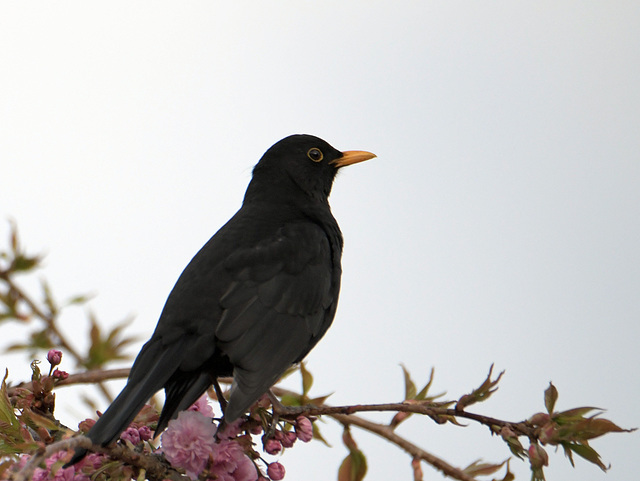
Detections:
[1, 2, 639, 480]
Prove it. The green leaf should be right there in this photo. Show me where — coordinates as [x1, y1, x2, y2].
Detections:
[554, 406, 600, 421]
[300, 362, 313, 396]
[63, 294, 93, 307]
[400, 364, 417, 400]
[11, 254, 41, 273]
[557, 416, 634, 442]
[415, 367, 435, 401]
[312, 422, 332, 447]
[0, 371, 21, 434]
[561, 442, 608, 471]
[0, 370, 39, 455]
[84, 315, 138, 369]
[279, 394, 302, 407]
[544, 382, 557, 414]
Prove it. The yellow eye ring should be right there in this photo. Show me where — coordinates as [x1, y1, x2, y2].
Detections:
[307, 148, 323, 162]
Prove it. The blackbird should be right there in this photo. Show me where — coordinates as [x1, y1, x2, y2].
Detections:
[67, 134, 375, 464]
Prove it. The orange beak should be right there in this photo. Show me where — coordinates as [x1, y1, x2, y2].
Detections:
[331, 150, 376, 168]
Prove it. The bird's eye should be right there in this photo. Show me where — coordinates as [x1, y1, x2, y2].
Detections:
[307, 148, 323, 162]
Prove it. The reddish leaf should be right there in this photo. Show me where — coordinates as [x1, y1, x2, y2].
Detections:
[463, 459, 507, 477]
[456, 364, 504, 410]
[338, 429, 368, 481]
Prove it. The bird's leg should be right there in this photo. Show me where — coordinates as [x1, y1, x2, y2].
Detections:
[213, 379, 228, 414]
[268, 389, 305, 417]
[266, 390, 282, 438]
[266, 389, 307, 437]
[268, 389, 285, 416]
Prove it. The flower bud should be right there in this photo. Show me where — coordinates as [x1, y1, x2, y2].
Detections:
[264, 438, 282, 455]
[276, 430, 297, 448]
[267, 461, 286, 480]
[78, 418, 96, 433]
[294, 416, 313, 443]
[499, 426, 516, 439]
[528, 443, 549, 469]
[250, 424, 264, 435]
[138, 425, 153, 441]
[528, 412, 550, 426]
[538, 423, 557, 444]
[121, 427, 141, 444]
[52, 369, 69, 380]
[47, 349, 62, 366]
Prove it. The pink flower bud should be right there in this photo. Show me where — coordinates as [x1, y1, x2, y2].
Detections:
[52, 369, 69, 380]
[120, 427, 141, 444]
[264, 438, 282, 455]
[276, 430, 297, 448]
[46, 349, 62, 366]
[538, 423, 557, 444]
[528, 412, 550, 426]
[294, 416, 313, 443]
[267, 461, 286, 480]
[528, 443, 549, 469]
[138, 425, 153, 441]
[499, 426, 516, 439]
[78, 418, 96, 433]
[250, 424, 264, 435]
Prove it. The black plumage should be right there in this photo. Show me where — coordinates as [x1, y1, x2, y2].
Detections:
[67, 134, 374, 464]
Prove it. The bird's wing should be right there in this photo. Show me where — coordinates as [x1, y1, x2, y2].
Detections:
[215, 220, 337, 419]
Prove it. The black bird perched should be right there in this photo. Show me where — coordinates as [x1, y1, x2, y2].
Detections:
[67, 134, 375, 465]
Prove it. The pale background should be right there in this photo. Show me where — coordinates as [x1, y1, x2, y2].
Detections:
[1, 2, 638, 480]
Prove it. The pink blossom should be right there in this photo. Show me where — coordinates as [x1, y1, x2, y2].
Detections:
[31, 468, 48, 481]
[47, 349, 62, 366]
[217, 418, 244, 440]
[294, 416, 313, 443]
[209, 439, 258, 481]
[188, 394, 215, 418]
[76, 453, 103, 471]
[161, 411, 217, 479]
[267, 462, 286, 481]
[73, 453, 104, 481]
[45, 451, 75, 481]
[120, 427, 141, 444]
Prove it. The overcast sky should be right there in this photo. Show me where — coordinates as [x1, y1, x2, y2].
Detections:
[1, 2, 639, 480]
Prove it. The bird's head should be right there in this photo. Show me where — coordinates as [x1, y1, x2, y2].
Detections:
[248, 134, 375, 202]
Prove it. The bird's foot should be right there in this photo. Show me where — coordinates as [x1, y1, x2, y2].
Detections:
[213, 379, 228, 414]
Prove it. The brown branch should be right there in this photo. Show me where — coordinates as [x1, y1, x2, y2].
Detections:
[267, 391, 535, 439]
[7, 368, 131, 398]
[268, 386, 506, 481]
[15, 368, 517, 481]
[14, 436, 188, 481]
[331, 412, 478, 481]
